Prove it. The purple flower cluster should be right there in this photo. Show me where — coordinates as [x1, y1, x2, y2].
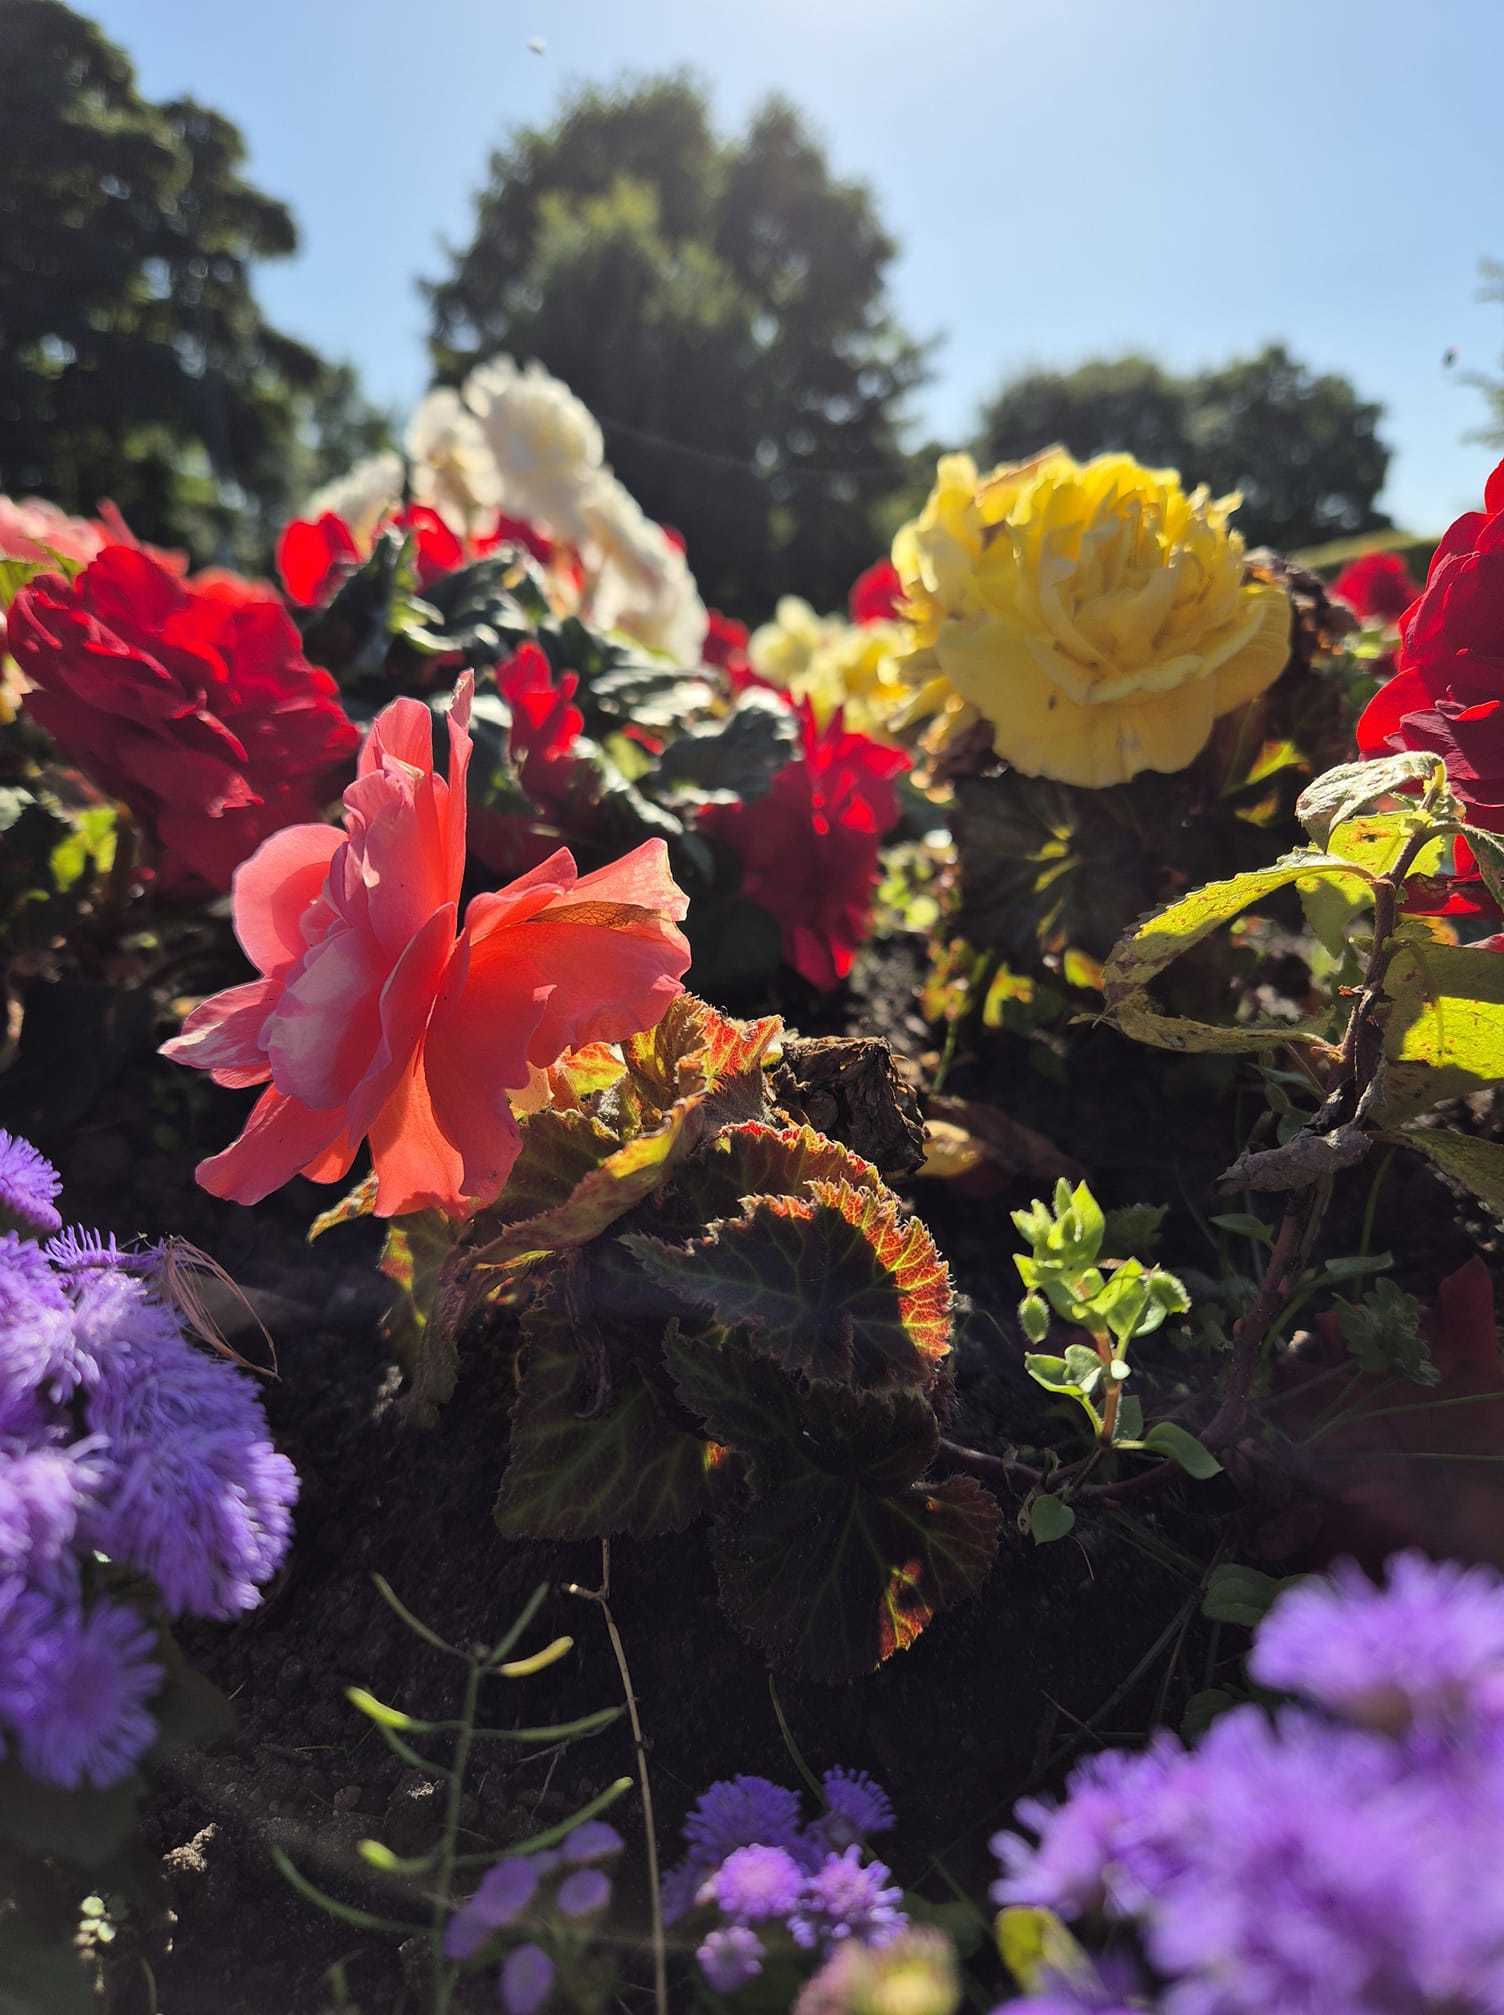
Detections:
[444, 1818, 624, 2012]
[0, 1133, 297, 1789]
[991, 1552, 1504, 2014]
[663, 1768, 905, 1996]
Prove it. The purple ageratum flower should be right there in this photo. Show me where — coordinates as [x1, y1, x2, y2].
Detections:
[702, 1844, 806, 1923]
[79, 1272, 297, 1619]
[1144, 1706, 1474, 2015]
[555, 1867, 611, 1918]
[499, 1941, 554, 2015]
[445, 1858, 540, 1961]
[818, 1767, 895, 1849]
[0, 1440, 103, 1583]
[45, 1227, 160, 1278]
[788, 1846, 906, 1953]
[0, 1130, 62, 1238]
[683, 1774, 807, 1867]
[992, 1735, 1192, 1921]
[561, 1820, 623, 1864]
[2, 1589, 161, 1788]
[0, 1234, 81, 1405]
[697, 1925, 765, 1993]
[1250, 1552, 1504, 1734]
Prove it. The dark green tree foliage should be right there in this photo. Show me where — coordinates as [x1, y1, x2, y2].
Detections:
[0, 0, 387, 562]
[978, 344, 1391, 551]
[426, 76, 929, 614]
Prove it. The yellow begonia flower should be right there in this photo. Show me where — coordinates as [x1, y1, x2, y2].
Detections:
[749, 596, 914, 743]
[892, 448, 1293, 788]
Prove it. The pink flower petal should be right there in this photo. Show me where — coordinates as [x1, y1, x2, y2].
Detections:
[194, 1086, 346, 1205]
[231, 823, 343, 978]
[158, 976, 279, 1089]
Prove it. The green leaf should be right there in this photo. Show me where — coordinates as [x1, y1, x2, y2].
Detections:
[1061, 1341, 1105, 1391]
[1019, 1293, 1051, 1344]
[1392, 1127, 1504, 1223]
[49, 804, 117, 892]
[1201, 1562, 1293, 1628]
[1372, 939, 1504, 1124]
[667, 1336, 998, 1679]
[1326, 810, 1447, 880]
[625, 1178, 952, 1390]
[1181, 1688, 1241, 1738]
[1113, 1393, 1145, 1443]
[1464, 826, 1504, 912]
[1318, 1252, 1393, 1282]
[1142, 1421, 1222, 1479]
[1099, 1202, 1166, 1255]
[1210, 1213, 1275, 1243]
[1028, 1494, 1077, 1544]
[1335, 1278, 1437, 1386]
[1103, 856, 1368, 1054]
[1295, 752, 1445, 845]
[649, 690, 800, 800]
[495, 1298, 710, 1540]
[0, 554, 59, 610]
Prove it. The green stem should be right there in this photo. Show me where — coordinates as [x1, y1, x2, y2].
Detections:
[431, 1655, 481, 2015]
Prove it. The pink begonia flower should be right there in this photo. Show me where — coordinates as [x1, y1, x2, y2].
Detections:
[162, 673, 691, 1217]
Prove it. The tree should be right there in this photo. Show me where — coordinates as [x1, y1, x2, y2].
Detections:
[0, 0, 387, 564]
[426, 76, 929, 615]
[978, 343, 1391, 551]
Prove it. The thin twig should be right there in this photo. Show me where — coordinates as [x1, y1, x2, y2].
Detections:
[569, 1541, 668, 2015]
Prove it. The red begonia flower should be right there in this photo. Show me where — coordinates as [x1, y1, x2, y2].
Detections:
[161, 674, 690, 1217]
[848, 558, 904, 625]
[496, 643, 585, 809]
[1356, 461, 1504, 912]
[1331, 550, 1421, 624]
[277, 513, 360, 607]
[700, 700, 907, 990]
[7, 546, 359, 892]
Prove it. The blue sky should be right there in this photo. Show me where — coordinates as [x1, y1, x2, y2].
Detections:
[90, 0, 1504, 538]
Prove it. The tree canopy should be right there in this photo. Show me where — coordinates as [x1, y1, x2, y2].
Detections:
[977, 344, 1391, 551]
[0, 0, 387, 564]
[426, 75, 930, 615]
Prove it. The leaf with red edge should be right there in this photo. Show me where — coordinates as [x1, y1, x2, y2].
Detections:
[496, 1296, 710, 1540]
[547, 1043, 626, 1106]
[676, 1121, 881, 1220]
[625, 1177, 952, 1389]
[622, 993, 781, 1121]
[667, 1333, 998, 1679]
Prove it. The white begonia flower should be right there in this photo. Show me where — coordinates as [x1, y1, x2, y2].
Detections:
[461, 355, 605, 547]
[304, 450, 404, 546]
[405, 388, 503, 531]
[580, 474, 707, 667]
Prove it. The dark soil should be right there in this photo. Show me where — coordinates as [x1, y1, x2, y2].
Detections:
[4, 928, 1497, 2015]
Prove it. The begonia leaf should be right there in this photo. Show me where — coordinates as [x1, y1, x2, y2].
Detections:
[495, 1297, 710, 1540]
[625, 1177, 951, 1389]
[674, 1120, 881, 1221]
[667, 1335, 998, 1679]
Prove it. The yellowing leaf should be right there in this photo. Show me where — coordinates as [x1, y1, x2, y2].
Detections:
[1103, 856, 1369, 1055]
[308, 1172, 378, 1242]
[1372, 940, 1504, 1124]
